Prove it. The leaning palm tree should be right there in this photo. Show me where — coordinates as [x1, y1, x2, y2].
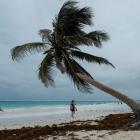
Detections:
[11, 1, 140, 120]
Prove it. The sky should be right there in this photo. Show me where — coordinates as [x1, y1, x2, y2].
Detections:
[0, 0, 140, 101]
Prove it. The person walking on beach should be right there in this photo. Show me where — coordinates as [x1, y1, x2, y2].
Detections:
[70, 100, 77, 119]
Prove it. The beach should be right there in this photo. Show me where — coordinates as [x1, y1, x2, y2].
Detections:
[0, 101, 131, 129]
[47, 130, 140, 140]
[1, 0, 140, 139]
[0, 111, 139, 139]
[0, 101, 139, 139]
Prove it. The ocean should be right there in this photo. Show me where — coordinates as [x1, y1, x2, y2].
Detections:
[0, 100, 120, 109]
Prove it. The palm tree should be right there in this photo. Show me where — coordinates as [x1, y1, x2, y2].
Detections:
[11, 0, 140, 120]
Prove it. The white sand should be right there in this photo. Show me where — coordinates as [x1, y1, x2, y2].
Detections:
[45, 130, 140, 140]
[73, 130, 140, 140]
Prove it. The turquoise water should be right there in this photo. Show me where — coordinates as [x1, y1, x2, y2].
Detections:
[0, 101, 119, 109]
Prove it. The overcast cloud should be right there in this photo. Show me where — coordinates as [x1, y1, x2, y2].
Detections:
[0, 0, 140, 101]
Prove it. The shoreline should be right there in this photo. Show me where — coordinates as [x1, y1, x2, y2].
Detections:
[0, 103, 138, 139]
[0, 103, 131, 130]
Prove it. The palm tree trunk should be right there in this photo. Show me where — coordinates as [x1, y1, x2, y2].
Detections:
[77, 73, 140, 119]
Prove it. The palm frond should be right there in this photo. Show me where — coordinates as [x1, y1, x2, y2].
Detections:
[11, 42, 48, 61]
[55, 58, 66, 73]
[62, 51, 92, 93]
[71, 50, 115, 68]
[72, 59, 94, 79]
[38, 29, 52, 42]
[63, 35, 92, 47]
[77, 7, 93, 25]
[38, 53, 55, 87]
[64, 44, 81, 51]
[60, 0, 78, 10]
[63, 31, 109, 47]
[85, 31, 109, 47]
[53, 0, 93, 36]
[43, 47, 54, 54]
